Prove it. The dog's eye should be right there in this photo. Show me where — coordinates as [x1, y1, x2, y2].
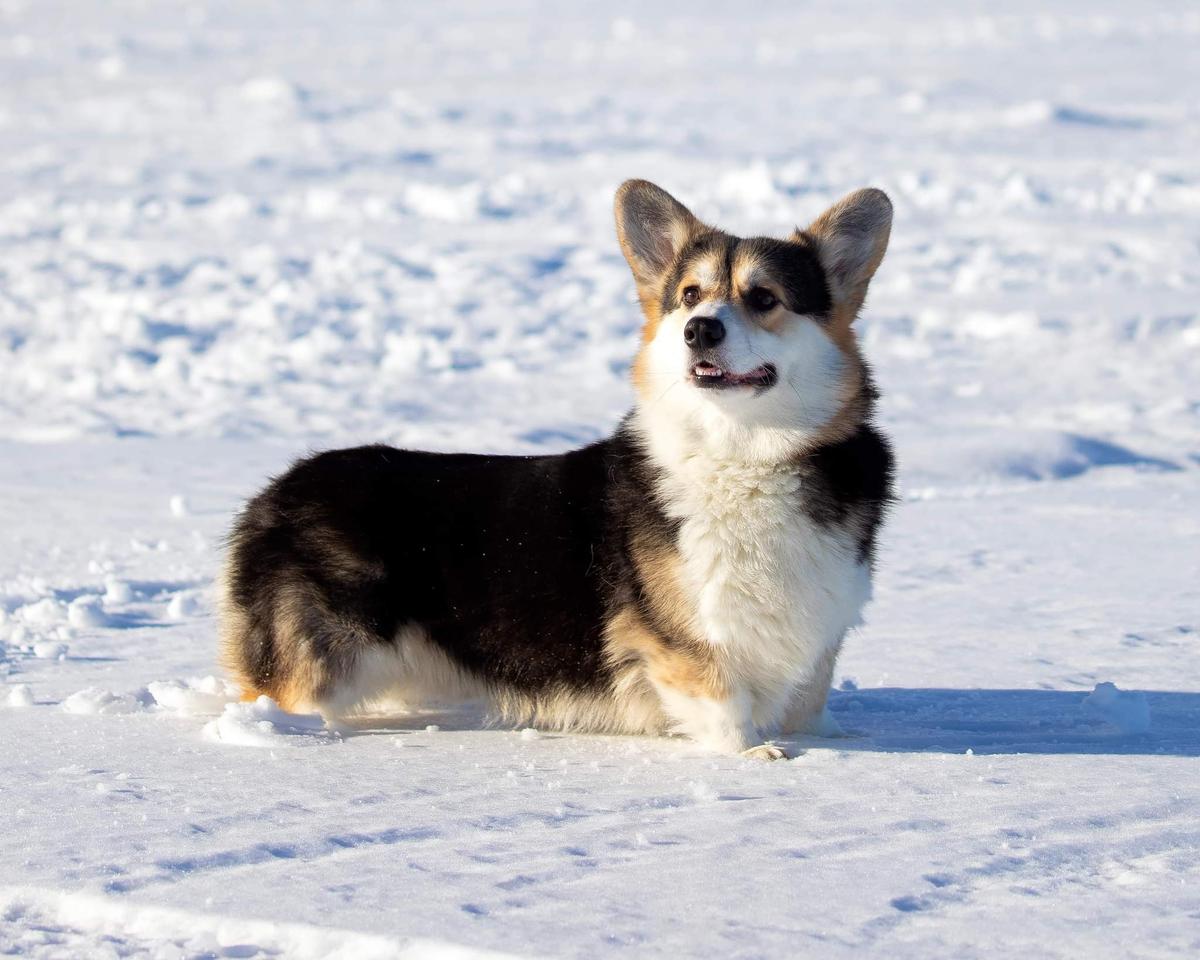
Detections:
[681, 286, 700, 308]
[747, 287, 778, 311]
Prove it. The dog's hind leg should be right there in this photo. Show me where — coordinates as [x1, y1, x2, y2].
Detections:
[221, 574, 386, 717]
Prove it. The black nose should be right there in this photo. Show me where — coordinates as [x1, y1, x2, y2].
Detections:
[683, 316, 725, 350]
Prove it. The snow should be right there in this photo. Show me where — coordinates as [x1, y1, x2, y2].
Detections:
[0, 887, 520, 960]
[145, 675, 240, 716]
[203, 696, 339, 749]
[6, 684, 34, 708]
[1083, 682, 1153, 736]
[1, 0, 1199, 957]
[60, 686, 151, 716]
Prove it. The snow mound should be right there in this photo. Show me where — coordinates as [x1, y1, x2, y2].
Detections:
[61, 687, 151, 716]
[203, 696, 338, 748]
[16, 598, 66, 627]
[32, 640, 69, 660]
[147, 676, 240, 716]
[67, 596, 109, 629]
[102, 578, 134, 605]
[902, 428, 1177, 492]
[1083, 682, 1152, 735]
[6, 684, 34, 708]
[0, 886, 519, 960]
[166, 592, 205, 620]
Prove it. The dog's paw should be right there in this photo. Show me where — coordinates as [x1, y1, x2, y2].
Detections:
[741, 743, 789, 761]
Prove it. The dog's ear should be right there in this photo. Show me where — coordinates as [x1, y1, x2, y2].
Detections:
[799, 188, 892, 321]
[614, 180, 702, 300]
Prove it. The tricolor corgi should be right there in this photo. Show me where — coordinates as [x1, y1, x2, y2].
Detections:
[220, 180, 894, 759]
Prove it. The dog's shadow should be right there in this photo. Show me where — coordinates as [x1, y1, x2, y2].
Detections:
[784, 687, 1200, 757]
[337, 688, 1200, 758]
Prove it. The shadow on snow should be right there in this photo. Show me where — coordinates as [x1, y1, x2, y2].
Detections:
[339, 687, 1200, 758]
[807, 687, 1200, 757]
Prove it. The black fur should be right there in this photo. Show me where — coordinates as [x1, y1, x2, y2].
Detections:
[228, 424, 662, 699]
[226, 412, 893, 703]
[802, 425, 896, 565]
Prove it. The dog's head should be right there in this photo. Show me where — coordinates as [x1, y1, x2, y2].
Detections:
[615, 179, 890, 461]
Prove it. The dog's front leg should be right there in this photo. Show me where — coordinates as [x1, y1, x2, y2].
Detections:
[651, 682, 788, 760]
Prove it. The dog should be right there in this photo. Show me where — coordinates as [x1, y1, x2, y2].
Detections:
[219, 180, 894, 759]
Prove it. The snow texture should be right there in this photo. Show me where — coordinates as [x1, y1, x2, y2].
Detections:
[1, 1, 1199, 958]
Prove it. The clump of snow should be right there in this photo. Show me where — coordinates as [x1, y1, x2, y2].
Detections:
[147, 676, 240, 716]
[33, 640, 69, 660]
[166, 592, 203, 619]
[103, 578, 133, 605]
[6, 684, 34, 708]
[62, 686, 150, 715]
[169, 494, 190, 517]
[1083, 682, 1152, 735]
[240, 75, 299, 105]
[424, 724, 440, 733]
[807, 705, 845, 738]
[17, 598, 66, 627]
[203, 696, 337, 748]
[519, 728, 541, 741]
[688, 780, 719, 802]
[68, 595, 110, 628]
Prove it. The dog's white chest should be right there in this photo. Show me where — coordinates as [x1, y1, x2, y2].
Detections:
[666, 463, 870, 690]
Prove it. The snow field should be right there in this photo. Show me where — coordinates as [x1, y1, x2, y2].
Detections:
[2, 0, 1199, 957]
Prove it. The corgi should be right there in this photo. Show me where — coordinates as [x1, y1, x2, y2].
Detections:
[220, 180, 894, 759]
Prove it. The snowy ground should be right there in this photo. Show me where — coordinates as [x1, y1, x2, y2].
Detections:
[2, 1, 1199, 957]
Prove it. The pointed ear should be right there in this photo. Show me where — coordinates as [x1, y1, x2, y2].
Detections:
[800, 188, 892, 320]
[614, 180, 703, 298]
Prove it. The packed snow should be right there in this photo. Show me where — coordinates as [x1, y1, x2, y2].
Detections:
[2, 1, 1199, 957]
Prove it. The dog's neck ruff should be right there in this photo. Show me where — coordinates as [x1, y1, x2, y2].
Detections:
[626, 397, 872, 710]
[631, 397, 820, 483]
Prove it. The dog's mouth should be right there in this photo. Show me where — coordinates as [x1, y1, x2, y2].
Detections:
[690, 361, 778, 391]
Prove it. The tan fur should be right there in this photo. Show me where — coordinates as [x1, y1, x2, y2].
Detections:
[490, 680, 664, 737]
[220, 571, 339, 712]
[606, 533, 732, 705]
[614, 178, 702, 359]
[216, 557, 261, 701]
[629, 339, 656, 397]
[604, 606, 726, 702]
[810, 347, 870, 449]
[730, 252, 791, 334]
[628, 534, 701, 645]
[264, 583, 330, 711]
[802, 187, 892, 323]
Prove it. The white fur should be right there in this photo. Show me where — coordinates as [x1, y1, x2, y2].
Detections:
[313, 627, 488, 717]
[652, 684, 758, 754]
[640, 303, 847, 461]
[633, 302, 871, 753]
[316, 625, 667, 737]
